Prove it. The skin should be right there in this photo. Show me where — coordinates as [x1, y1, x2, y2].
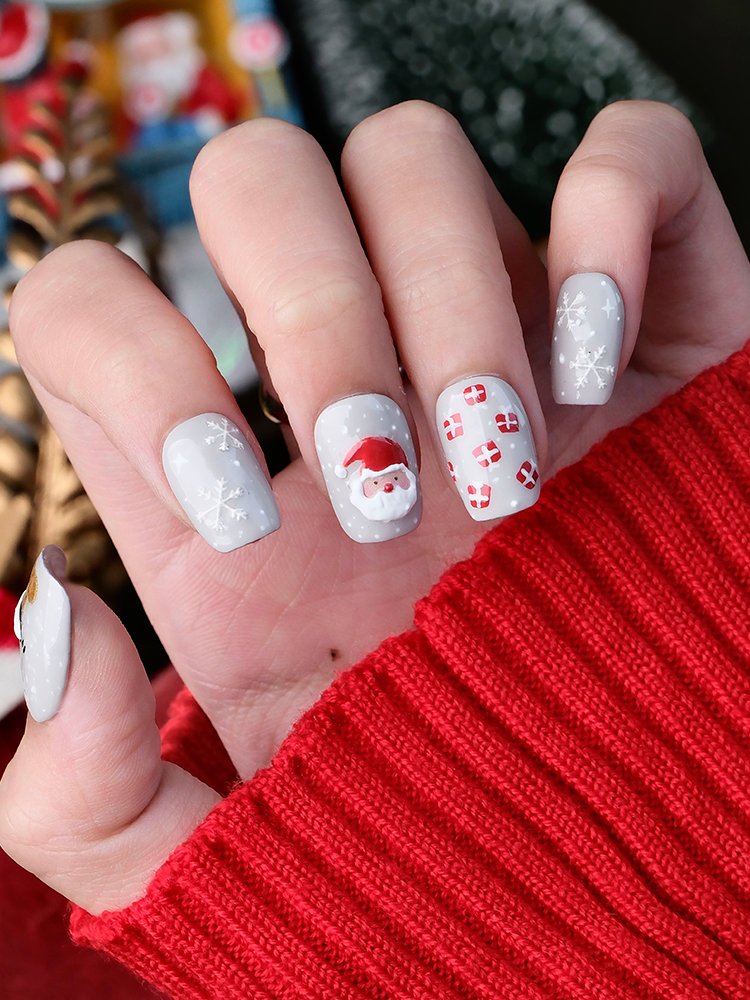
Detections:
[0, 100, 749, 915]
[362, 470, 411, 497]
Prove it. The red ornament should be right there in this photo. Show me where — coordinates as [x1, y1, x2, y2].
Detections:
[463, 384, 486, 406]
[472, 441, 501, 467]
[443, 413, 463, 440]
[229, 16, 290, 71]
[467, 483, 491, 508]
[447, 461, 458, 483]
[495, 411, 520, 433]
[517, 461, 539, 489]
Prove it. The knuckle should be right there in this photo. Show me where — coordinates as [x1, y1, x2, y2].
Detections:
[268, 269, 372, 340]
[394, 255, 499, 319]
[0, 777, 45, 863]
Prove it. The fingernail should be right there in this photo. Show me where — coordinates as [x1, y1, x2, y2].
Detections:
[314, 393, 421, 543]
[552, 272, 624, 405]
[436, 376, 540, 521]
[14, 546, 71, 722]
[162, 413, 280, 552]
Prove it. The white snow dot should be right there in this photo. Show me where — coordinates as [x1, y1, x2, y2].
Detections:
[374, 533, 380, 539]
[558, 353, 565, 364]
[391, 424, 397, 431]
[511, 500, 518, 508]
[316, 444, 322, 452]
[355, 427, 361, 433]
[560, 391, 566, 397]
[601, 280, 607, 286]
[510, 443, 516, 449]
[233, 460, 240, 466]
[617, 315, 621, 321]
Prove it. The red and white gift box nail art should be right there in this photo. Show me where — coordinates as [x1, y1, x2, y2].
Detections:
[436, 376, 540, 521]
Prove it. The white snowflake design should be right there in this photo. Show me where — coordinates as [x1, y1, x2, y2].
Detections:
[570, 344, 616, 398]
[556, 290, 588, 333]
[205, 418, 245, 452]
[196, 478, 249, 531]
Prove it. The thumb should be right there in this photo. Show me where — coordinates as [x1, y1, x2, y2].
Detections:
[0, 546, 220, 915]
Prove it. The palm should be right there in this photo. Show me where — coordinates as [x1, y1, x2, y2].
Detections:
[120, 255, 748, 780]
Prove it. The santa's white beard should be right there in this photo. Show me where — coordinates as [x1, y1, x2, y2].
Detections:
[122, 45, 204, 121]
[348, 469, 418, 522]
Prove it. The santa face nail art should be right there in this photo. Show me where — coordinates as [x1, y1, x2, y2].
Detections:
[315, 394, 421, 543]
[552, 272, 624, 405]
[14, 546, 71, 723]
[436, 377, 539, 521]
[162, 413, 280, 552]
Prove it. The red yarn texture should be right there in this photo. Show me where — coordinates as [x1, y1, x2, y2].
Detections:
[71, 348, 750, 999]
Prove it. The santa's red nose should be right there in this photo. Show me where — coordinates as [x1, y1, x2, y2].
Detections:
[383, 482, 394, 493]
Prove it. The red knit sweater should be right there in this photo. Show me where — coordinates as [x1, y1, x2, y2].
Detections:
[71, 347, 750, 999]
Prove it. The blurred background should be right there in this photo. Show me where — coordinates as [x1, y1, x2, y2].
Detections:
[0, 0, 747, 993]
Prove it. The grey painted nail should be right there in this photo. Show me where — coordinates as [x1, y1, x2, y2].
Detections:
[436, 376, 540, 521]
[552, 272, 624, 405]
[162, 413, 280, 552]
[314, 394, 421, 543]
[14, 546, 71, 722]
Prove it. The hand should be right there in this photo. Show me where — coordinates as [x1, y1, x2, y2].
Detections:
[1, 100, 747, 916]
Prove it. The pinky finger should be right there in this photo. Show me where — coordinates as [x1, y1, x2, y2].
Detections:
[0, 546, 220, 914]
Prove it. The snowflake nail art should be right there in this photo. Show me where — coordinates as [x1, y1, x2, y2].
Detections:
[570, 343, 616, 398]
[196, 478, 249, 531]
[205, 417, 245, 452]
[163, 413, 280, 552]
[552, 273, 624, 406]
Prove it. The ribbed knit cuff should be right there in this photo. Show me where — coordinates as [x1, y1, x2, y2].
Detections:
[71, 348, 750, 999]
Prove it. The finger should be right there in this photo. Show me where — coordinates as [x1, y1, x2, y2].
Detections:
[341, 101, 547, 522]
[548, 100, 750, 405]
[0, 547, 220, 914]
[10, 241, 280, 553]
[191, 119, 421, 544]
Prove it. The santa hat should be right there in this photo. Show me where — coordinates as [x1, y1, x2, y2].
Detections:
[0, 1, 49, 83]
[335, 437, 409, 480]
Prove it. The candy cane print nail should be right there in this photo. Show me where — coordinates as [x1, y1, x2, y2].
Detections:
[436, 377, 539, 521]
[13, 546, 71, 723]
[552, 272, 624, 405]
[314, 394, 422, 543]
[162, 413, 280, 552]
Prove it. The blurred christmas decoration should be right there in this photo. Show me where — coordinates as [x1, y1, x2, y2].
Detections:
[0, 0, 302, 628]
[282, 0, 710, 239]
[0, 327, 122, 600]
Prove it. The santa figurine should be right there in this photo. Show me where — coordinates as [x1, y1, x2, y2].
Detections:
[116, 11, 242, 147]
[0, 1, 90, 155]
[335, 437, 418, 523]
